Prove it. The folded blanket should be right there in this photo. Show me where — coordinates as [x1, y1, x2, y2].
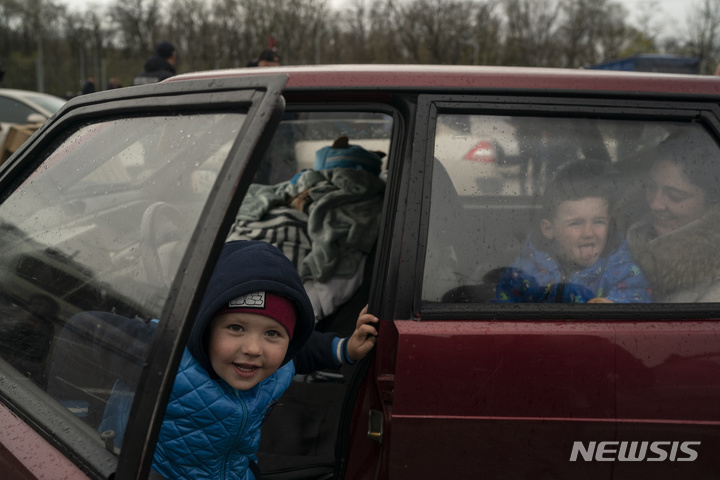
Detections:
[227, 206, 311, 270]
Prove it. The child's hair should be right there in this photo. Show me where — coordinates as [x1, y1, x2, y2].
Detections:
[535, 158, 622, 253]
[542, 159, 618, 218]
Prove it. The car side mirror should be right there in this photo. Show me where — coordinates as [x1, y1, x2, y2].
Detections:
[26, 113, 47, 124]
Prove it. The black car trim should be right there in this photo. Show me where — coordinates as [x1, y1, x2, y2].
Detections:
[420, 301, 720, 321]
[369, 94, 416, 324]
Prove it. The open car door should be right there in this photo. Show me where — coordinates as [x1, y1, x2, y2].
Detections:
[0, 74, 287, 480]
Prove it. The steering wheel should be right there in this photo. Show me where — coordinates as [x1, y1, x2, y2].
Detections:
[139, 202, 186, 287]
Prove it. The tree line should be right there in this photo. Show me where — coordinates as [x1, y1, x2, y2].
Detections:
[1, 0, 719, 98]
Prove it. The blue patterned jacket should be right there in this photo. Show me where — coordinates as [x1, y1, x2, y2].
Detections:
[494, 238, 652, 303]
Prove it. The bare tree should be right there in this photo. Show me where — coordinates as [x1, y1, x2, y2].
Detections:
[686, 0, 720, 74]
[363, 0, 405, 63]
[63, 11, 95, 92]
[0, 0, 27, 55]
[202, 0, 333, 67]
[271, 0, 333, 65]
[471, 1, 503, 66]
[593, 2, 636, 63]
[207, 0, 250, 68]
[634, 0, 665, 44]
[392, 0, 478, 64]
[502, 0, 560, 67]
[17, 0, 68, 91]
[556, 0, 636, 68]
[108, 0, 162, 55]
[339, 0, 373, 62]
[166, 0, 218, 71]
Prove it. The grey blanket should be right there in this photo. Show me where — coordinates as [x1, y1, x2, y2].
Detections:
[231, 168, 385, 282]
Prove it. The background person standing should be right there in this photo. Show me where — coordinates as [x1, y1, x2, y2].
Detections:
[132, 41, 177, 86]
[81, 76, 95, 94]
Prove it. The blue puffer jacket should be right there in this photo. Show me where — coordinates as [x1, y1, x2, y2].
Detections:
[152, 348, 295, 480]
[151, 240, 334, 480]
[494, 238, 652, 303]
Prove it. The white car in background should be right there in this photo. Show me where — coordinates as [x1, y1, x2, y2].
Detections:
[0, 88, 67, 149]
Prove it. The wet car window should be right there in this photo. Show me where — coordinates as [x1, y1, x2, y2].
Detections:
[423, 114, 720, 305]
[0, 112, 244, 451]
[253, 111, 393, 184]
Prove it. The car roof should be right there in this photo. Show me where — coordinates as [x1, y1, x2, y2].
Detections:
[168, 64, 720, 96]
[0, 88, 64, 99]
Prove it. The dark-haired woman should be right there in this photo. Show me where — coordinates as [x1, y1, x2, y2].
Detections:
[627, 129, 720, 302]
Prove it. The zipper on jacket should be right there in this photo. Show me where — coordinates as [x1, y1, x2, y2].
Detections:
[220, 390, 248, 479]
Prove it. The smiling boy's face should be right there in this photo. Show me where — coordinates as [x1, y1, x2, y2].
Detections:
[207, 311, 290, 390]
[541, 197, 610, 268]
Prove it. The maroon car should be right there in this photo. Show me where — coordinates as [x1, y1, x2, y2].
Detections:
[1, 65, 720, 480]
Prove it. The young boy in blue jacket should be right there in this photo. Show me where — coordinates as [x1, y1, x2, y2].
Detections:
[494, 159, 652, 304]
[150, 240, 378, 479]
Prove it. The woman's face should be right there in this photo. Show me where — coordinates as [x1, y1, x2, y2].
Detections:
[645, 160, 707, 236]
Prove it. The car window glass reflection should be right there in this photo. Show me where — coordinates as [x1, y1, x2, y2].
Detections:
[0, 113, 244, 452]
[252, 111, 393, 185]
[423, 114, 720, 306]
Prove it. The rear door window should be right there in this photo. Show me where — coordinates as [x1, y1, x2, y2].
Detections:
[422, 106, 720, 308]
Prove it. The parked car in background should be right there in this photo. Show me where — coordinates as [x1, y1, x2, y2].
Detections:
[1, 65, 720, 480]
[585, 54, 701, 74]
[0, 88, 66, 155]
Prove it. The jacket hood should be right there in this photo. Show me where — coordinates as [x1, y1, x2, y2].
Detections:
[188, 240, 314, 378]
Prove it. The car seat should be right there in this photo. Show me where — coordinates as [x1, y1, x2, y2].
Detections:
[46, 311, 156, 432]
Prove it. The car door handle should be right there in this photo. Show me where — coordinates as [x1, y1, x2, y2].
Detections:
[367, 409, 383, 444]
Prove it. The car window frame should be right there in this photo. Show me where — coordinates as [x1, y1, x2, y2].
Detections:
[0, 74, 288, 480]
[399, 92, 720, 321]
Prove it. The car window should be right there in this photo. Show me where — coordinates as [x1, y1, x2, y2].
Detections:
[0, 112, 245, 452]
[253, 111, 393, 184]
[0, 95, 38, 123]
[422, 113, 720, 305]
